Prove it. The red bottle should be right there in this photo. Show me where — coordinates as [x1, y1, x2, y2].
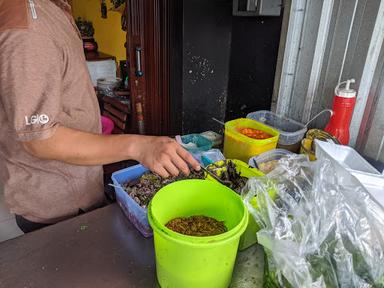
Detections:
[325, 79, 357, 145]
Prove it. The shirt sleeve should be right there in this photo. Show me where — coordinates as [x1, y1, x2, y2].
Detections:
[0, 30, 63, 142]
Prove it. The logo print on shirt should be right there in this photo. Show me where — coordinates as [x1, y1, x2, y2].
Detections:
[25, 114, 50, 126]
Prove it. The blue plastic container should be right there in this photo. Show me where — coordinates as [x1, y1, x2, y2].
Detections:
[201, 149, 226, 166]
[111, 164, 152, 237]
[181, 134, 212, 154]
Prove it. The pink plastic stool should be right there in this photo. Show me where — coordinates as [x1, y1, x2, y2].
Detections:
[101, 116, 115, 135]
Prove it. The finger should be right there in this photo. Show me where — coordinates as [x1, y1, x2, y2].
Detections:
[164, 160, 180, 177]
[176, 146, 201, 171]
[171, 154, 191, 175]
[154, 166, 170, 179]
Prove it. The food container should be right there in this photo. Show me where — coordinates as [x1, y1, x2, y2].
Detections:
[200, 131, 223, 148]
[247, 110, 307, 152]
[97, 77, 121, 97]
[249, 149, 293, 173]
[224, 118, 279, 163]
[148, 180, 248, 288]
[111, 164, 152, 237]
[315, 140, 384, 207]
[180, 134, 213, 154]
[112, 165, 208, 237]
[201, 149, 225, 166]
[206, 159, 264, 181]
[205, 159, 272, 250]
[301, 138, 316, 161]
[300, 129, 340, 161]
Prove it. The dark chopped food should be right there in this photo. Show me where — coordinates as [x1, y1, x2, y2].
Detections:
[207, 160, 248, 194]
[166, 215, 227, 236]
[123, 169, 205, 208]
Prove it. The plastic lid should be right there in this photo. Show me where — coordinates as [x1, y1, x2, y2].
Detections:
[336, 79, 356, 98]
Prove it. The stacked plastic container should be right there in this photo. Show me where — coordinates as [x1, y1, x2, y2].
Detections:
[247, 110, 307, 152]
[249, 149, 293, 174]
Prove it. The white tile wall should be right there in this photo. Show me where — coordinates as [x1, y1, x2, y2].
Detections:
[0, 185, 23, 242]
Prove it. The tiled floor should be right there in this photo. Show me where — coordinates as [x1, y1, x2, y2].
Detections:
[0, 186, 23, 242]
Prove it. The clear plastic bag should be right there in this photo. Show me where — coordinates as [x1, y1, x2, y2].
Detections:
[242, 155, 384, 288]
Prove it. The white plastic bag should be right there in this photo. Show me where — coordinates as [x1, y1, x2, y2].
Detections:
[242, 155, 384, 288]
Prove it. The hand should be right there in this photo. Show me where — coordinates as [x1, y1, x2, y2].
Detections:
[133, 136, 201, 178]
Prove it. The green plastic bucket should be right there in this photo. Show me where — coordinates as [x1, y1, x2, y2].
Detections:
[205, 159, 267, 251]
[148, 179, 248, 288]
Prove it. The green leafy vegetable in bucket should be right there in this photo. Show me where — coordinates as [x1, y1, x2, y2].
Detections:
[207, 160, 248, 193]
[123, 170, 205, 208]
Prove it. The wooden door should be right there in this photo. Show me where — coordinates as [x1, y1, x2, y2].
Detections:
[126, 0, 176, 136]
[125, 0, 146, 134]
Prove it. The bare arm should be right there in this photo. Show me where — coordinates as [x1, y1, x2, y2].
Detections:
[22, 126, 200, 178]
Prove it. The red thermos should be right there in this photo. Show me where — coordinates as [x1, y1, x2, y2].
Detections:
[325, 79, 357, 145]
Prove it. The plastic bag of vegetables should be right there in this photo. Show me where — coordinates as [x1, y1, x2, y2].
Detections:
[242, 155, 384, 288]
